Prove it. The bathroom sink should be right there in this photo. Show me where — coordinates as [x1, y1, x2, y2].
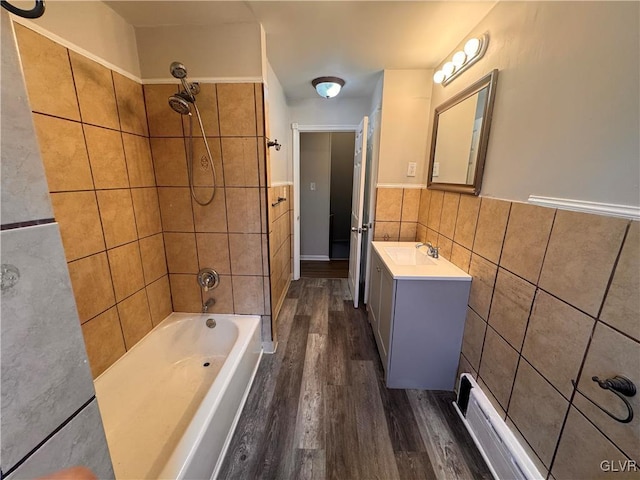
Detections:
[383, 246, 436, 266]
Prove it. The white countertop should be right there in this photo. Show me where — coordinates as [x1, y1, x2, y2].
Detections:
[372, 241, 472, 281]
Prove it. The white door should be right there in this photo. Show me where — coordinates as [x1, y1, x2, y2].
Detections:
[348, 116, 369, 308]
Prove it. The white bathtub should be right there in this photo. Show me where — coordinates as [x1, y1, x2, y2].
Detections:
[94, 313, 262, 480]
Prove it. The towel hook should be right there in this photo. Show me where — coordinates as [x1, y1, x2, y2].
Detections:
[1, 0, 45, 18]
[572, 375, 636, 424]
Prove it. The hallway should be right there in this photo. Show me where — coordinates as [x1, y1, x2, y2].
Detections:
[218, 278, 490, 479]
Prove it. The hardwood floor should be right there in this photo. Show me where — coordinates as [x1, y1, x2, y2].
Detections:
[218, 278, 491, 480]
[301, 260, 349, 279]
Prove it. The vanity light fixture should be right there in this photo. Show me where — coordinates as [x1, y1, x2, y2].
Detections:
[312, 76, 345, 99]
[433, 34, 489, 86]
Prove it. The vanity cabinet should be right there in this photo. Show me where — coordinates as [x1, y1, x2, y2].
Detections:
[367, 244, 471, 390]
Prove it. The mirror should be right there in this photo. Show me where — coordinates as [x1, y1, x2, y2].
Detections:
[428, 69, 499, 195]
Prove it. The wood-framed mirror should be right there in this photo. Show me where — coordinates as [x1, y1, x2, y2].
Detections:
[427, 69, 499, 195]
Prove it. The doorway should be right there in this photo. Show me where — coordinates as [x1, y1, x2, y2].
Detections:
[299, 131, 355, 278]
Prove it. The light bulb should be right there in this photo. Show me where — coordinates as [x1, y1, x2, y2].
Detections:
[442, 62, 455, 77]
[464, 37, 481, 57]
[452, 51, 467, 67]
[433, 70, 446, 84]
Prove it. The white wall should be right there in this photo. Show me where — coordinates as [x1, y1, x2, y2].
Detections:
[14, 0, 140, 77]
[265, 61, 291, 184]
[300, 133, 332, 257]
[135, 23, 263, 80]
[378, 69, 433, 185]
[289, 97, 370, 126]
[429, 1, 640, 206]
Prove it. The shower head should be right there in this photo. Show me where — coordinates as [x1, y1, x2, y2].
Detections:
[170, 61, 188, 79]
[168, 94, 191, 115]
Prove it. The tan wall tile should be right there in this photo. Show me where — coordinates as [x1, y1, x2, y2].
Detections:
[501, 203, 555, 284]
[478, 327, 519, 408]
[574, 322, 639, 458]
[457, 353, 477, 380]
[255, 83, 265, 137]
[477, 377, 506, 419]
[508, 359, 569, 467]
[190, 136, 223, 188]
[504, 418, 549, 478]
[262, 234, 270, 275]
[418, 188, 431, 226]
[426, 228, 439, 244]
[123, 134, 155, 187]
[454, 194, 480, 250]
[196, 233, 231, 275]
[539, 210, 628, 316]
[217, 83, 257, 136]
[68, 252, 116, 322]
[107, 241, 144, 302]
[226, 188, 261, 233]
[399, 222, 417, 242]
[473, 198, 511, 264]
[229, 233, 263, 275]
[437, 235, 453, 260]
[416, 224, 427, 243]
[439, 192, 460, 240]
[139, 233, 167, 284]
[164, 232, 198, 274]
[401, 189, 421, 222]
[81, 307, 125, 378]
[14, 24, 80, 120]
[427, 190, 444, 231]
[144, 84, 182, 137]
[157, 187, 195, 232]
[600, 221, 640, 341]
[450, 243, 471, 273]
[83, 125, 129, 189]
[96, 189, 138, 248]
[221, 137, 259, 187]
[258, 138, 267, 187]
[32, 114, 93, 192]
[488, 268, 536, 351]
[69, 51, 119, 129]
[146, 276, 172, 327]
[193, 188, 228, 232]
[117, 289, 153, 349]
[468, 253, 498, 320]
[51, 192, 105, 261]
[551, 408, 630, 480]
[374, 221, 400, 241]
[151, 137, 188, 186]
[181, 83, 219, 137]
[113, 72, 149, 136]
[232, 276, 265, 314]
[375, 188, 403, 221]
[522, 290, 595, 398]
[170, 274, 202, 312]
[203, 274, 234, 314]
[461, 307, 486, 370]
[131, 187, 162, 238]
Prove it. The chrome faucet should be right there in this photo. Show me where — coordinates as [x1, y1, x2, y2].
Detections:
[416, 241, 439, 259]
[202, 298, 215, 314]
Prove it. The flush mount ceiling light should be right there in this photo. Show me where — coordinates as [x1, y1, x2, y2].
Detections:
[433, 34, 489, 86]
[312, 76, 345, 99]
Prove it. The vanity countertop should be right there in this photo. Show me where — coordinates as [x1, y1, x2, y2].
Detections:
[372, 241, 472, 281]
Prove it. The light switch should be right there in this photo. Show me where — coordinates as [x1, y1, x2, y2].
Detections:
[310, 182, 316, 191]
[407, 162, 417, 177]
[433, 162, 440, 177]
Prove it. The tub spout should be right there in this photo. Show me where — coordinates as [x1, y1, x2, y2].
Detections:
[202, 298, 215, 313]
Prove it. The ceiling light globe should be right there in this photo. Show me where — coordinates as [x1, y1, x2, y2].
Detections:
[312, 76, 345, 99]
[442, 62, 455, 76]
[433, 70, 446, 84]
[452, 51, 467, 67]
[464, 37, 481, 57]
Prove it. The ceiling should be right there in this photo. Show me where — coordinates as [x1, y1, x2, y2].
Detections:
[106, 1, 497, 100]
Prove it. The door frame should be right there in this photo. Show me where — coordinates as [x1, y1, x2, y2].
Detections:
[292, 123, 358, 280]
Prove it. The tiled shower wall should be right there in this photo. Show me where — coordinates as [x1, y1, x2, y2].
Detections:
[14, 24, 171, 379]
[268, 184, 293, 331]
[415, 189, 639, 479]
[143, 82, 271, 318]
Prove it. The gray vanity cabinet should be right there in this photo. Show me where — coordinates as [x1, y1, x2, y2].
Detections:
[367, 248, 471, 391]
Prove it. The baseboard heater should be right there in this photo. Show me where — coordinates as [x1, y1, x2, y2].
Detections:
[454, 374, 543, 480]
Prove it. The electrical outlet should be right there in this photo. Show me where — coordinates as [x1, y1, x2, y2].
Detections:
[407, 162, 417, 177]
[310, 182, 316, 191]
[433, 162, 440, 177]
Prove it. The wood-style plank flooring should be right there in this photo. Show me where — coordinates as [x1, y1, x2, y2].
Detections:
[301, 260, 349, 279]
[218, 278, 491, 480]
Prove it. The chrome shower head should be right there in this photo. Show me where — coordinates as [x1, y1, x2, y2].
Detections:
[170, 61, 188, 79]
[168, 94, 191, 115]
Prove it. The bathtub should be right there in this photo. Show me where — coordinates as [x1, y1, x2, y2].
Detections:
[94, 313, 262, 480]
